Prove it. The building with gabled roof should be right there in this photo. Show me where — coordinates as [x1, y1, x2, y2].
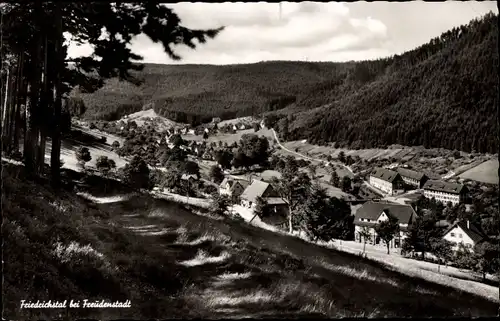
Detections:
[396, 168, 428, 189]
[354, 201, 419, 249]
[423, 180, 468, 206]
[219, 177, 249, 198]
[240, 179, 288, 228]
[369, 168, 404, 195]
[442, 220, 487, 252]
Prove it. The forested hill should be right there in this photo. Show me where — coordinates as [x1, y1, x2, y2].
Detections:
[279, 12, 498, 154]
[80, 12, 498, 154]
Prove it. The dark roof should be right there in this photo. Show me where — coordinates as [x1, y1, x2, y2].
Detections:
[443, 221, 486, 244]
[397, 168, 426, 181]
[423, 180, 466, 194]
[354, 201, 417, 225]
[370, 168, 401, 183]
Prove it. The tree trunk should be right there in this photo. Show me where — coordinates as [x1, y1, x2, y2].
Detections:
[288, 203, 293, 234]
[24, 0, 43, 177]
[50, 3, 63, 187]
[14, 52, 25, 152]
[386, 243, 390, 255]
[2, 65, 11, 147]
[38, 34, 50, 174]
[363, 241, 366, 254]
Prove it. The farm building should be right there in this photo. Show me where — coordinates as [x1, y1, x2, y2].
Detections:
[240, 180, 288, 228]
[396, 168, 428, 189]
[369, 168, 405, 195]
[423, 180, 468, 206]
[354, 201, 419, 249]
[442, 220, 486, 252]
[219, 178, 249, 198]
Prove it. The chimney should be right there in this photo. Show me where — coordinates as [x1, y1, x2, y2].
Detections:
[467, 220, 470, 230]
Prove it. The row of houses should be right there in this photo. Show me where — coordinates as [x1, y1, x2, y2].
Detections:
[369, 167, 468, 206]
[353, 201, 486, 252]
[218, 174, 484, 253]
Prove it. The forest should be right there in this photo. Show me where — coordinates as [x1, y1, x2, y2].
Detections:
[80, 12, 498, 154]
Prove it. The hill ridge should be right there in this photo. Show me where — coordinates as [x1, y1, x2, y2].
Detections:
[81, 12, 498, 154]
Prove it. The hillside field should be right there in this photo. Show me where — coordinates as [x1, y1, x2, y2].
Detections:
[3, 164, 499, 319]
[459, 159, 499, 184]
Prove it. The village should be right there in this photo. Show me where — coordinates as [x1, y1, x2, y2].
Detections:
[79, 112, 498, 283]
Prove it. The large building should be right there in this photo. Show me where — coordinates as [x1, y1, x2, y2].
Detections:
[369, 168, 405, 195]
[423, 180, 468, 206]
[442, 220, 486, 252]
[396, 168, 428, 189]
[240, 179, 288, 228]
[354, 201, 419, 249]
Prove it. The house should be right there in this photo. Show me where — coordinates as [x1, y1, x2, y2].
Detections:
[369, 168, 405, 195]
[423, 180, 468, 206]
[240, 180, 288, 226]
[241, 179, 286, 206]
[202, 150, 214, 160]
[219, 178, 249, 198]
[212, 117, 221, 124]
[354, 201, 419, 249]
[188, 129, 196, 135]
[181, 173, 198, 184]
[239, 124, 246, 130]
[204, 128, 210, 134]
[232, 125, 238, 131]
[442, 220, 486, 252]
[396, 168, 428, 189]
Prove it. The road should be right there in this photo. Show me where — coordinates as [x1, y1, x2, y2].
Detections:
[270, 128, 392, 199]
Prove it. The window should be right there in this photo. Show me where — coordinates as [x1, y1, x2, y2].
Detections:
[450, 233, 455, 237]
[458, 234, 462, 238]
[367, 219, 371, 222]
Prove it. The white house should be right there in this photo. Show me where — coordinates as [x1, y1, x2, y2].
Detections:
[240, 179, 285, 210]
[239, 124, 246, 130]
[423, 180, 468, 206]
[188, 129, 196, 135]
[369, 168, 405, 195]
[442, 220, 486, 252]
[354, 201, 419, 249]
[219, 177, 249, 198]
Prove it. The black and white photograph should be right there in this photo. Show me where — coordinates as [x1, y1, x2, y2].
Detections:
[2, 1, 499, 319]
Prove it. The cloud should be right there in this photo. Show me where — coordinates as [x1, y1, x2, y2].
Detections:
[66, 1, 497, 65]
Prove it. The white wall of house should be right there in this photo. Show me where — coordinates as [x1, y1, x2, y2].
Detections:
[424, 189, 461, 205]
[402, 176, 419, 188]
[369, 176, 393, 194]
[443, 225, 475, 251]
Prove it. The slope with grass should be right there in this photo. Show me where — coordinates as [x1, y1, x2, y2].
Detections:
[458, 159, 499, 184]
[3, 163, 499, 319]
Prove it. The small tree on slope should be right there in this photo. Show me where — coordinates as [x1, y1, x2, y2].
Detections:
[374, 215, 400, 255]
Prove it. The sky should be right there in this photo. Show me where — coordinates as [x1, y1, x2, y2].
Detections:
[67, 1, 498, 65]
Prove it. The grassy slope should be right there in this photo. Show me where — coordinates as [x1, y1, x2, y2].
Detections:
[459, 159, 499, 184]
[3, 163, 498, 319]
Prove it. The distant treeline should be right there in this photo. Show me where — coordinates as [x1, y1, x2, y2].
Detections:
[80, 12, 498, 154]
